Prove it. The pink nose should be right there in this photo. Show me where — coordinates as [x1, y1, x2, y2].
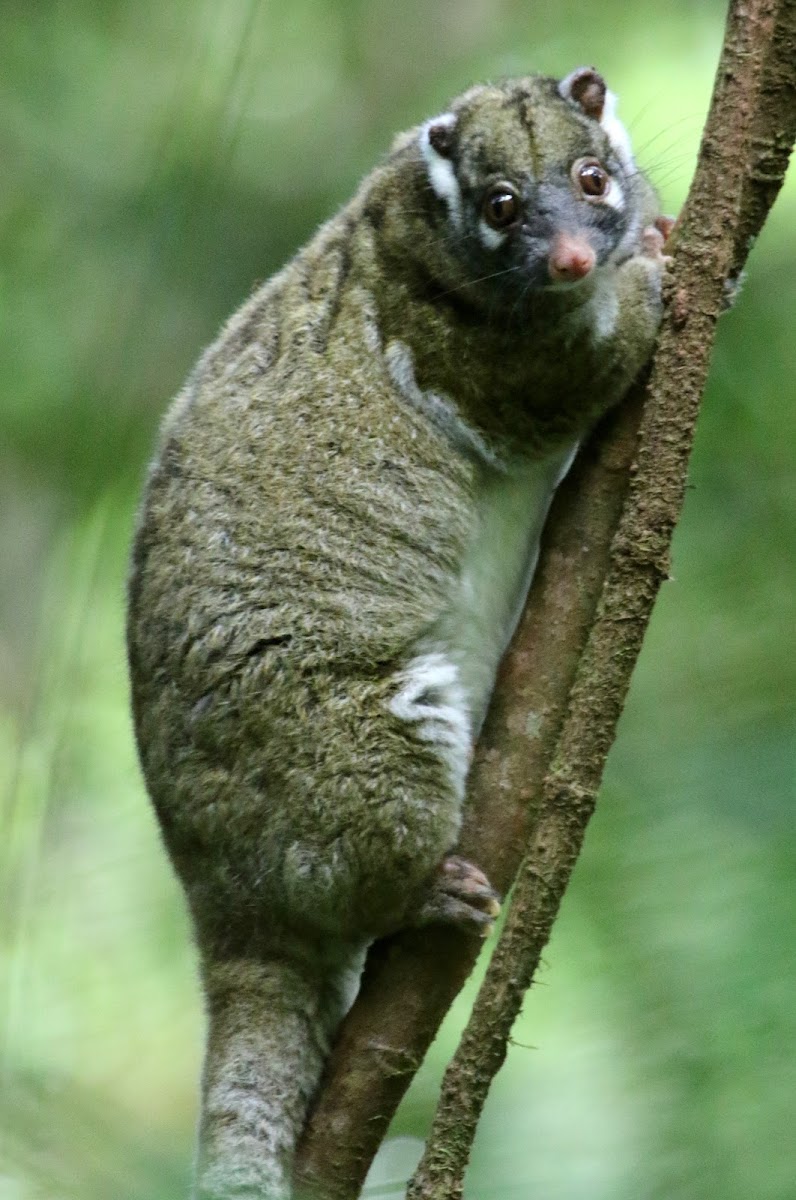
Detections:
[548, 234, 596, 282]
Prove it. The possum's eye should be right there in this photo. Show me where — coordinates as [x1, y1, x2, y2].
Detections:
[481, 183, 521, 229]
[573, 159, 610, 199]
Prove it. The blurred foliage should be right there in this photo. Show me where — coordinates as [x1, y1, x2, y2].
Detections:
[1, 1, 794, 1197]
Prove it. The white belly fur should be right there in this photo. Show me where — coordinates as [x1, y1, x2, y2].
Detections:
[384, 340, 577, 781]
[430, 441, 577, 735]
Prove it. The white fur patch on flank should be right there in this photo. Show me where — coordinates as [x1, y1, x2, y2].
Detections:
[600, 89, 635, 172]
[420, 113, 462, 227]
[385, 339, 421, 403]
[363, 317, 382, 353]
[385, 340, 501, 468]
[349, 283, 382, 353]
[478, 219, 507, 250]
[389, 651, 472, 796]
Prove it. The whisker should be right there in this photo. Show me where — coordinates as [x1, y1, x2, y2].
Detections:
[649, 168, 690, 191]
[642, 148, 696, 175]
[631, 114, 703, 161]
[432, 264, 524, 300]
[624, 92, 668, 134]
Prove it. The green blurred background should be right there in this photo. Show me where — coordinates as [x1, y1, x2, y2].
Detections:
[1, 1, 794, 1197]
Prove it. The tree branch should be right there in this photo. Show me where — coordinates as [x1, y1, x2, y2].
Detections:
[295, 4, 795, 1195]
[406, 1, 796, 1195]
[294, 378, 646, 1200]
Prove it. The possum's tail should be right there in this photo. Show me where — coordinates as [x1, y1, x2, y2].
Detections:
[194, 948, 363, 1200]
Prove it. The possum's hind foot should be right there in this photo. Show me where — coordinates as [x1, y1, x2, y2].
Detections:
[414, 854, 501, 937]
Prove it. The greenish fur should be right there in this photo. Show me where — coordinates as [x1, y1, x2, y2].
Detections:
[127, 71, 665, 1199]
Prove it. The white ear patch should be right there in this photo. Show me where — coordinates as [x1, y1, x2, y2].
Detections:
[420, 113, 462, 227]
[558, 68, 636, 175]
[603, 175, 626, 213]
[600, 89, 635, 173]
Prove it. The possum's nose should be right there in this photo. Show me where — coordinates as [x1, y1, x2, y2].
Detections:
[548, 234, 596, 282]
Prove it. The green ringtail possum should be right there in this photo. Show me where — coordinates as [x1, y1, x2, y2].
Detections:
[127, 67, 669, 1199]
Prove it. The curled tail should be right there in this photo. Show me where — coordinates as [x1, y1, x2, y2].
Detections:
[195, 947, 363, 1200]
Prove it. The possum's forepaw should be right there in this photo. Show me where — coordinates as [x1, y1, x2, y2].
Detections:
[654, 214, 677, 244]
[414, 855, 501, 937]
[642, 219, 675, 265]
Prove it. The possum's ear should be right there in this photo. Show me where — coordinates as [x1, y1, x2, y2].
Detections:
[559, 66, 634, 171]
[558, 66, 606, 119]
[425, 115, 456, 158]
[418, 112, 462, 226]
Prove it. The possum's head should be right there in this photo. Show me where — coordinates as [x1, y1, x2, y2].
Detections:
[376, 67, 657, 309]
